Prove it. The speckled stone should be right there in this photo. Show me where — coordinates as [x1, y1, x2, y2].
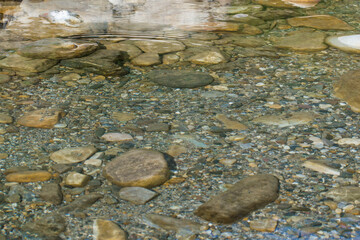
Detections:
[17, 109, 66, 129]
[93, 219, 127, 240]
[50, 146, 97, 164]
[147, 70, 213, 88]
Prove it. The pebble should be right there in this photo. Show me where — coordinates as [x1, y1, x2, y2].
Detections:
[50, 145, 97, 164]
[195, 174, 279, 223]
[93, 219, 127, 240]
[324, 187, 360, 202]
[5, 170, 52, 183]
[338, 138, 360, 146]
[249, 219, 278, 232]
[287, 15, 354, 30]
[105, 42, 142, 59]
[59, 192, 103, 213]
[147, 70, 214, 88]
[17, 109, 66, 129]
[22, 213, 66, 238]
[131, 52, 161, 66]
[0, 113, 12, 124]
[84, 158, 103, 167]
[215, 114, 248, 130]
[39, 183, 63, 205]
[101, 132, 134, 142]
[112, 112, 136, 122]
[65, 172, 91, 187]
[253, 112, 314, 127]
[103, 149, 170, 188]
[189, 51, 227, 65]
[134, 40, 185, 54]
[302, 160, 340, 176]
[118, 187, 158, 204]
[0, 73, 10, 83]
[167, 144, 187, 157]
[334, 70, 360, 112]
[325, 34, 360, 54]
[273, 31, 327, 52]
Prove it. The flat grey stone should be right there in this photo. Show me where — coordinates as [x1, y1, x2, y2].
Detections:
[147, 70, 213, 88]
[119, 187, 158, 204]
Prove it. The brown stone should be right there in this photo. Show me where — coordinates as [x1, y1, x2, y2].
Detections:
[103, 149, 170, 188]
[0, 53, 59, 73]
[6, 170, 52, 183]
[65, 172, 91, 187]
[252, 0, 298, 8]
[195, 174, 279, 224]
[134, 40, 185, 54]
[287, 15, 354, 30]
[39, 183, 63, 205]
[131, 52, 161, 66]
[249, 219, 278, 232]
[93, 219, 127, 240]
[50, 146, 97, 164]
[105, 42, 142, 59]
[215, 114, 248, 130]
[334, 70, 360, 112]
[189, 51, 227, 65]
[273, 31, 327, 52]
[17, 109, 65, 128]
[0, 113, 12, 124]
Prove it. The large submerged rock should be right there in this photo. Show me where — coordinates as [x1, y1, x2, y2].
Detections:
[0, 53, 58, 73]
[195, 174, 279, 224]
[333, 70, 360, 112]
[287, 15, 354, 30]
[17, 38, 98, 59]
[326, 34, 360, 54]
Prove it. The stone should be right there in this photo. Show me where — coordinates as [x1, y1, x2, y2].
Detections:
[39, 183, 63, 205]
[0, 53, 58, 73]
[283, 0, 321, 8]
[181, 39, 213, 48]
[59, 192, 103, 213]
[50, 145, 97, 164]
[183, 22, 240, 32]
[6, 170, 52, 183]
[232, 36, 266, 48]
[144, 214, 203, 237]
[225, 5, 264, 14]
[324, 187, 360, 202]
[101, 133, 134, 142]
[105, 42, 142, 59]
[189, 51, 227, 65]
[112, 112, 136, 122]
[227, 14, 265, 26]
[0, 113, 12, 124]
[61, 49, 129, 76]
[51, 164, 72, 174]
[94, 219, 127, 240]
[84, 158, 102, 167]
[195, 174, 279, 224]
[215, 114, 248, 130]
[240, 24, 263, 35]
[302, 160, 340, 176]
[287, 15, 354, 30]
[273, 31, 327, 52]
[17, 109, 65, 129]
[134, 40, 185, 54]
[17, 38, 98, 59]
[249, 219, 278, 232]
[325, 35, 360, 54]
[334, 70, 360, 112]
[252, 0, 298, 8]
[103, 149, 170, 188]
[146, 123, 170, 132]
[0, 74, 10, 84]
[22, 213, 66, 237]
[253, 112, 314, 127]
[147, 70, 213, 88]
[65, 172, 91, 187]
[167, 145, 187, 157]
[131, 52, 161, 66]
[162, 54, 180, 64]
[253, 9, 301, 21]
[118, 187, 158, 204]
[338, 138, 360, 146]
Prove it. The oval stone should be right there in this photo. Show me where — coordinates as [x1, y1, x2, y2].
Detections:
[147, 70, 213, 88]
[6, 170, 52, 183]
[103, 149, 170, 188]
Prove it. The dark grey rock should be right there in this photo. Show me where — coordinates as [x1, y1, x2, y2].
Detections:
[195, 174, 279, 224]
[119, 187, 158, 204]
[39, 183, 63, 205]
[22, 213, 66, 237]
[61, 49, 129, 76]
[58, 192, 103, 213]
[147, 70, 213, 88]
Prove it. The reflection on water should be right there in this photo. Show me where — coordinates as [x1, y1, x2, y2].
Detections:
[1, 0, 235, 39]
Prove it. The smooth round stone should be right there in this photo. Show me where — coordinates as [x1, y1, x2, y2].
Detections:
[147, 70, 213, 88]
[326, 35, 360, 54]
[103, 149, 170, 188]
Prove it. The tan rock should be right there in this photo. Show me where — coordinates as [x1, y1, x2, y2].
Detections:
[103, 149, 170, 188]
[162, 54, 180, 65]
[302, 160, 340, 176]
[253, 112, 314, 127]
[0, 113, 12, 124]
[284, 0, 321, 8]
[249, 219, 278, 232]
[215, 114, 248, 130]
[334, 70, 360, 112]
[167, 145, 187, 157]
[112, 112, 136, 122]
[101, 133, 133, 142]
[93, 219, 127, 240]
[65, 172, 91, 187]
[134, 40, 185, 54]
[324, 187, 360, 202]
[338, 138, 360, 146]
[273, 31, 327, 52]
[189, 51, 227, 65]
[325, 35, 360, 54]
[240, 24, 263, 35]
[182, 22, 240, 32]
[6, 170, 52, 183]
[287, 15, 354, 30]
[105, 43, 142, 59]
[131, 52, 161, 66]
[50, 146, 97, 164]
[252, 0, 298, 8]
[17, 109, 65, 128]
[0, 53, 59, 73]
